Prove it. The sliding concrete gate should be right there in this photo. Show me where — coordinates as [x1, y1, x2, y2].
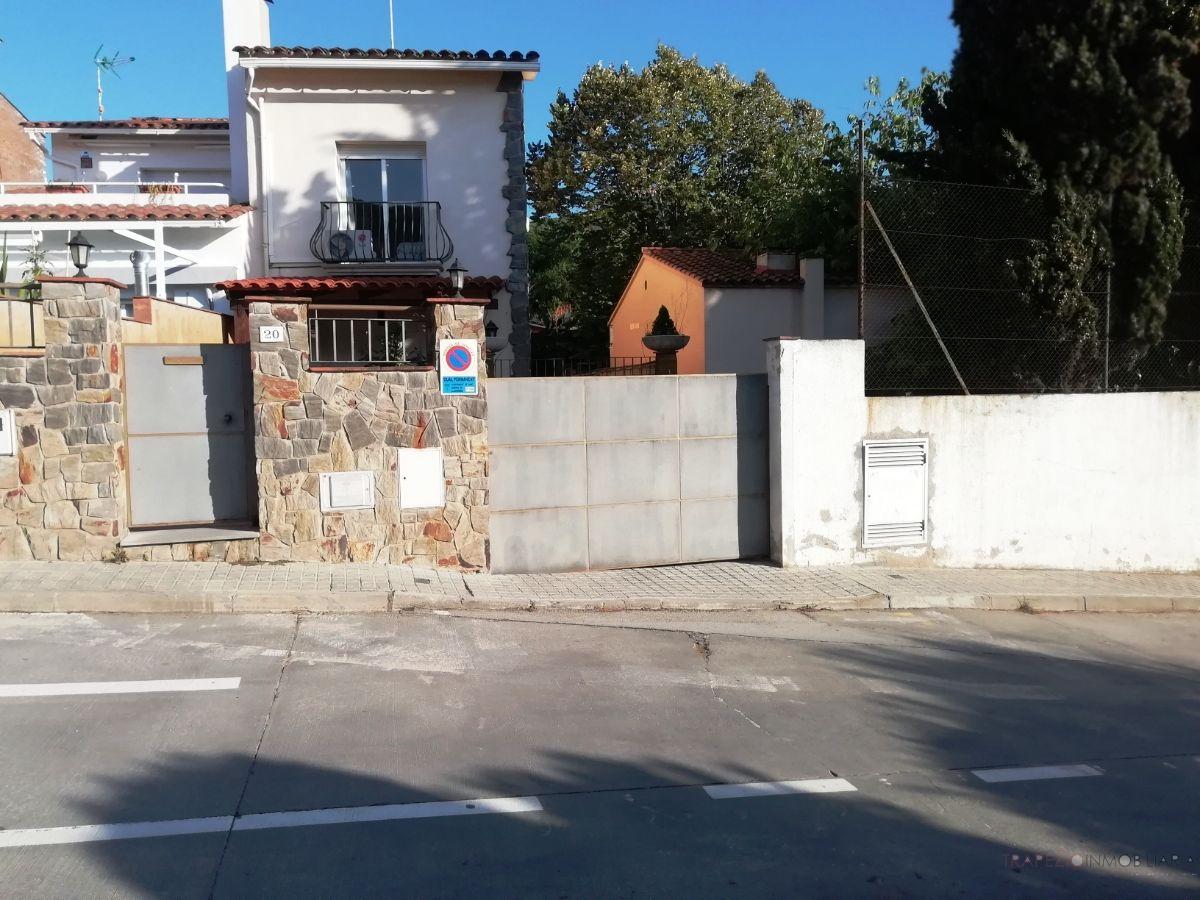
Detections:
[125, 344, 253, 528]
[488, 375, 769, 573]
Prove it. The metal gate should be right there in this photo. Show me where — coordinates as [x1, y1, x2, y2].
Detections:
[125, 344, 252, 528]
[487, 374, 769, 573]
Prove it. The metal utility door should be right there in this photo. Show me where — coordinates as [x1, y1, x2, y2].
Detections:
[125, 344, 252, 527]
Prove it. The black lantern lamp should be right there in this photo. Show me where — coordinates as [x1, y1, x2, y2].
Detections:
[67, 233, 94, 276]
[484, 320, 499, 339]
[447, 258, 467, 298]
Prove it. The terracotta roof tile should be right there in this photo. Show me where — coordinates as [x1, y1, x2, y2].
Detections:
[216, 274, 504, 299]
[0, 204, 252, 222]
[235, 46, 539, 63]
[21, 117, 228, 130]
[644, 247, 806, 287]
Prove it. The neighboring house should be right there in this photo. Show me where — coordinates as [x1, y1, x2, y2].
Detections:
[0, 116, 248, 309]
[0, 0, 536, 367]
[0, 92, 46, 185]
[215, 0, 536, 371]
[609, 248, 854, 375]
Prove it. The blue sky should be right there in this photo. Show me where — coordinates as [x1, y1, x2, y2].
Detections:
[0, 0, 956, 142]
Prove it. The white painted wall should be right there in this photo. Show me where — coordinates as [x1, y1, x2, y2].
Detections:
[247, 67, 515, 355]
[222, 0, 270, 204]
[706, 286, 805, 374]
[49, 136, 230, 189]
[703, 260, 825, 374]
[767, 338, 1200, 573]
[866, 393, 1200, 572]
[767, 338, 865, 565]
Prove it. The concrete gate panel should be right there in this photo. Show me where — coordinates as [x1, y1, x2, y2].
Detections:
[489, 374, 768, 573]
[125, 344, 251, 527]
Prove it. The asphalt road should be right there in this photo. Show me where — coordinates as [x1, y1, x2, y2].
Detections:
[0, 607, 1197, 898]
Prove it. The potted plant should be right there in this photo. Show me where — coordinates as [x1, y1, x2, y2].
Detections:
[641, 305, 690, 353]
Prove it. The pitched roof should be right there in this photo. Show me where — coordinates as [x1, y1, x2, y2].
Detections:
[21, 117, 228, 131]
[644, 248, 806, 287]
[234, 46, 539, 63]
[0, 204, 251, 222]
[215, 274, 504, 299]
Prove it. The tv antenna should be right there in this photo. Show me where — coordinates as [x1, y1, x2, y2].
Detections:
[94, 45, 135, 120]
[388, 0, 395, 50]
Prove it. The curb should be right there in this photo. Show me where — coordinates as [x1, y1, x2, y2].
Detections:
[0, 590, 1195, 614]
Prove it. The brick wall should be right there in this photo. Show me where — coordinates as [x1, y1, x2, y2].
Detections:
[0, 94, 45, 183]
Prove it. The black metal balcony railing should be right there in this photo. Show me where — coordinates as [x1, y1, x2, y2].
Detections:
[309, 201, 454, 265]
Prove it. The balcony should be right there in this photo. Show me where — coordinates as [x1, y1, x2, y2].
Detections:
[0, 181, 230, 205]
[309, 201, 453, 266]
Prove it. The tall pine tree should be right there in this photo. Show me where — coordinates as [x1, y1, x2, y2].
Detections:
[923, 0, 1200, 342]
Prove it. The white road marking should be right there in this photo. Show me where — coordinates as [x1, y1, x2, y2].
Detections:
[0, 677, 241, 698]
[971, 764, 1103, 783]
[0, 796, 543, 849]
[703, 778, 858, 799]
[0, 816, 232, 848]
[233, 796, 542, 831]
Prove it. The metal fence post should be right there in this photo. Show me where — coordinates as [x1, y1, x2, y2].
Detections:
[857, 120, 866, 341]
[1104, 269, 1111, 393]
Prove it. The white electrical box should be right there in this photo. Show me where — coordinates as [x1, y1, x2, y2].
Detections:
[862, 439, 929, 548]
[398, 447, 445, 509]
[0, 410, 13, 456]
[319, 471, 376, 512]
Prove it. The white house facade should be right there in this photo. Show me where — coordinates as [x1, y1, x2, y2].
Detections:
[0, 0, 536, 369]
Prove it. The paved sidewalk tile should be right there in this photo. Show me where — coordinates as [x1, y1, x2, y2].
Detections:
[0, 560, 1197, 612]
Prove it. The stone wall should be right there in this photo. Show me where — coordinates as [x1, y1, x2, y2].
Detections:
[247, 299, 490, 568]
[0, 279, 127, 561]
[498, 72, 531, 376]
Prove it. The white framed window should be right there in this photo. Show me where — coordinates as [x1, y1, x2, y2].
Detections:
[337, 145, 426, 204]
[331, 146, 428, 262]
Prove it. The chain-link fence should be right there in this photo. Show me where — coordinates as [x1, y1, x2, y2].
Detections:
[862, 179, 1200, 394]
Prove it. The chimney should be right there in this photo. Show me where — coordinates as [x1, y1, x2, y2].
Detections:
[221, 0, 271, 204]
[755, 251, 798, 272]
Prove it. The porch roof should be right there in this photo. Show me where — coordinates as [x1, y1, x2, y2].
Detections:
[0, 204, 252, 223]
[216, 274, 503, 304]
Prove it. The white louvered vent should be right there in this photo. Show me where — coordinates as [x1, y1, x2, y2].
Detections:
[320, 471, 376, 512]
[862, 439, 929, 548]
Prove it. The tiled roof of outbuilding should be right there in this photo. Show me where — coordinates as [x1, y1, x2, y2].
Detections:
[0, 204, 251, 222]
[234, 46, 539, 63]
[643, 248, 806, 287]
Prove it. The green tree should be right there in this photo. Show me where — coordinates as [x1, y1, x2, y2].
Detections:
[527, 45, 828, 352]
[816, 71, 948, 278]
[922, 0, 1200, 343]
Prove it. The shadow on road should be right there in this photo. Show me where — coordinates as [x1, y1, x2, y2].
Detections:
[57, 620, 1200, 897]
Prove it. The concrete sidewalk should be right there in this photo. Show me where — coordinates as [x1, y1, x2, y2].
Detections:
[0, 559, 1198, 614]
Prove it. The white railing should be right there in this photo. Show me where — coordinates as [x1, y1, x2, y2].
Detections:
[0, 180, 228, 196]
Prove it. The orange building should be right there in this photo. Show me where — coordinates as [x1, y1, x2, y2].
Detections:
[609, 248, 841, 374]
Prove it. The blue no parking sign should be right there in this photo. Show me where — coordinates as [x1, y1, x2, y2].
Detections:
[439, 339, 479, 396]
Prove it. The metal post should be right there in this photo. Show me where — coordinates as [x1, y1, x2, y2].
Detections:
[857, 119, 866, 341]
[1104, 269, 1111, 392]
[152, 224, 167, 300]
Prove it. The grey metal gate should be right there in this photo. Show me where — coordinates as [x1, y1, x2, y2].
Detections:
[488, 374, 769, 573]
[125, 344, 252, 528]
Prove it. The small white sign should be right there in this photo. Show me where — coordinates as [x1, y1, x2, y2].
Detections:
[259, 325, 285, 344]
[0, 409, 13, 456]
[439, 339, 479, 396]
